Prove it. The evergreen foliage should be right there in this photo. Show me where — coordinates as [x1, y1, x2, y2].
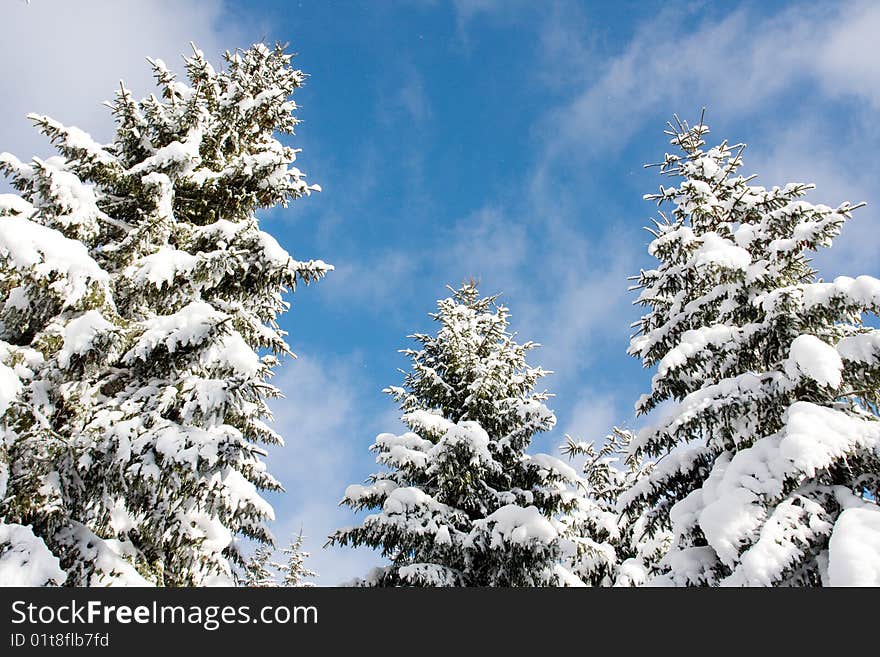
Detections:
[622, 115, 880, 586]
[331, 283, 578, 586]
[559, 428, 670, 586]
[0, 43, 328, 585]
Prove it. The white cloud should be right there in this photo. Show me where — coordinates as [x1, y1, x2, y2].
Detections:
[812, 2, 880, 106]
[266, 352, 396, 585]
[393, 67, 433, 125]
[441, 205, 530, 286]
[528, 200, 638, 367]
[532, 0, 880, 291]
[451, 0, 530, 28]
[318, 249, 421, 318]
[541, 2, 880, 159]
[560, 392, 618, 445]
[532, 2, 595, 91]
[0, 0, 258, 161]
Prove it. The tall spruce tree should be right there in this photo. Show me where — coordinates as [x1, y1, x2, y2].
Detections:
[622, 115, 880, 586]
[0, 43, 329, 585]
[331, 283, 579, 586]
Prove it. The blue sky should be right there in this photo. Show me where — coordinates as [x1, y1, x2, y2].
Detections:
[3, 0, 879, 583]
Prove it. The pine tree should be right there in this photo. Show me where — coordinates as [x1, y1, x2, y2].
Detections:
[0, 43, 329, 585]
[330, 283, 579, 586]
[272, 530, 316, 587]
[559, 428, 670, 586]
[622, 114, 880, 586]
[243, 544, 277, 587]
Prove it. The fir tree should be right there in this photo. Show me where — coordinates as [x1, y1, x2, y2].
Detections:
[559, 428, 670, 586]
[0, 43, 329, 585]
[331, 283, 578, 586]
[243, 544, 277, 587]
[622, 114, 880, 586]
[272, 530, 316, 587]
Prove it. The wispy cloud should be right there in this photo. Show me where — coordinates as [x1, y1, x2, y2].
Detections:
[319, 250, 422, 316]
[0, 0, 259, 161]
[266, 351, 399, 585]
[561, 391, 619, 444]
[450, 0, 532, 34]
[388, 65, 433, 126]
[440, 206, 530, 286]
[539, 2, 880, 161]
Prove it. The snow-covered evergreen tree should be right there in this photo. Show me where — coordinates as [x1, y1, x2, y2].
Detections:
[559, 428, 670, 586]
[331, 283, 579, 586]
[272, 530, 316, 587]
[243, 544, 277, 587]
[622, 114, 880, 586]
[0, 43, 329, 586]
[241, 531, 315, 587]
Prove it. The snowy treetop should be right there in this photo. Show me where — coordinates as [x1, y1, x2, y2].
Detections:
[624, 114, 879, 587]
[0, 42, 329, 586]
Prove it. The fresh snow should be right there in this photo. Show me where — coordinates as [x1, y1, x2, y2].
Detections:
[0, 43, 329, 586]
[0, 359, 21, 417]
[57, 310, 116, 369]
[0, 193, 35, 216]
[0, 215, 107, 304]
[343, 479, 398, 505]
[427, 421, 498, 472]
[129, 128, 203, 175]
[668, 402, 880, 584]
[692, 232, 751, 271]
[402, 409, 454, 437]
[786, 334, 842, 388]
[375, 431, 432, 470]
[256, 231, 291, 267]
[529, 453, 579, 482]
[123, 301, 225, 363]
[828, 507, 880, 586]
[470, 504, 558, 548]
[0, 523, 66, 587]
[127, 246, 199, 287]
[657, 324, 736, 377]
[836, 331, 880, 364]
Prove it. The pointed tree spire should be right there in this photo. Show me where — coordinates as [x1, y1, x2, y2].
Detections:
[623, 114, 880, 586]
[272, 530, 316, 587]
[331, 283, 579, 586]
[0, 42, 329, 585]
